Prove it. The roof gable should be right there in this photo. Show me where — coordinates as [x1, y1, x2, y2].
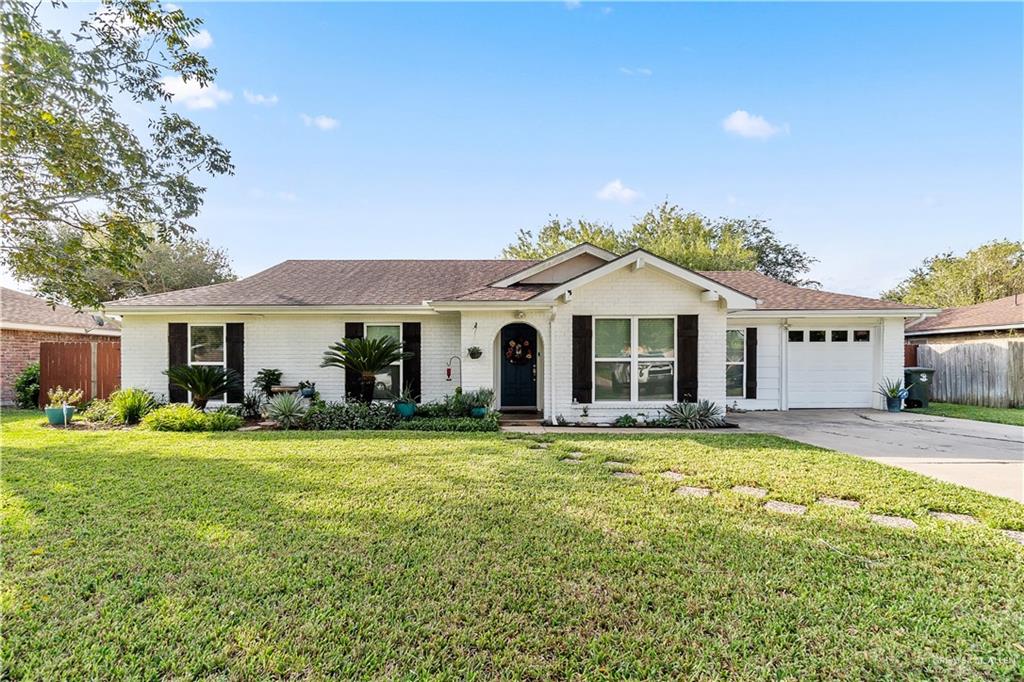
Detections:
[489, 243, 617, 287]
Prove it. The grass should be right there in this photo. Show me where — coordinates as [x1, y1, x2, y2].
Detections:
[3, 409, 1024, 679]
[906, 401, 1024, 426]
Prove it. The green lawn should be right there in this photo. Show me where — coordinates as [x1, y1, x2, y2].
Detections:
[3, 409, 1024, 679]
[906, 401, 1024, 427]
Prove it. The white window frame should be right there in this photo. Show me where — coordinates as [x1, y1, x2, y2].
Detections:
[187, 323, 226, 404]
[592, 316, 676, 403]
[364, 323, 403, 400]
[725, 328, 746, 399]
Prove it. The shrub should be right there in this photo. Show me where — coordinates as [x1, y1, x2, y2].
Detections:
[46, 386, 84, 407]
[613, 414, 638, 428]
[164, 365, 242, 410]
[252, 368, 283, 397]
[109, 388, 156, 425]
[417, 389, 475, 418]
[240, 390, 265, 419]
[81, 399, 115, 424]
[464, 388, 495, 410]
[267, 393, 306, 430]
[395, 414, 500, 432]
[13, 363, 40, 408]
[141, 405, 209, 432]
[205, 410, 243, 431]
[303, 401, 399, 431]
[662, 400, 725, 429]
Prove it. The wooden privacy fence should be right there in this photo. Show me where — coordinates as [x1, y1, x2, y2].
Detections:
[916, 341, 1024, 408]
[38, 341, 121, 407]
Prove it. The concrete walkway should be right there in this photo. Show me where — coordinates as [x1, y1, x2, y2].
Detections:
[731, 409, 1024, 502]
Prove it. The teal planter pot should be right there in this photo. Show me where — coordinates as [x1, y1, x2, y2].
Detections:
[394, 402, 416, 419]
[470, 406, 487, 418]
[884, 396, 902, 413]
[45, 406, 75, 426]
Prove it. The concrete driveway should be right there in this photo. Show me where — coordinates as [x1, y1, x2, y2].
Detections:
[732, 409, 1024, 502]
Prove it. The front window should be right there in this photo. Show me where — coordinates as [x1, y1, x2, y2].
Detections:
[365, 324, 402, 400]
[189, 324, 226, 403]
[726, 329, 745, 397]
[593, 318, 675, 402]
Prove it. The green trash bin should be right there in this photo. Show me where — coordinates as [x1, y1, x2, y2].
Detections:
[903, 367, 935, 408]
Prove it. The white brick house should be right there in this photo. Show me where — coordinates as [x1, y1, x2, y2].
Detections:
[107, 244, 934, 419]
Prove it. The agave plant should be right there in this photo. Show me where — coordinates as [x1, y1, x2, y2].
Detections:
[164, 365, 242, 410]
[321, 336, 411, 403]
[266, 393, 307, 430]
[663, 400, 725, 429]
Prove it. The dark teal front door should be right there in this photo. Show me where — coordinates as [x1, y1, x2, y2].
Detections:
[500, 324, 537, 408]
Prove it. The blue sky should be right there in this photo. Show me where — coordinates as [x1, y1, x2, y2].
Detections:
[31, 2, 1024, 297]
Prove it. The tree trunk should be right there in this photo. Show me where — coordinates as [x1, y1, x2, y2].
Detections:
[358, 377, 375, 403]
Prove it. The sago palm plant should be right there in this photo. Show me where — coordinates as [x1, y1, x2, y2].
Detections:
[321, 336, 410, 403]
[164, 365, 242, 410]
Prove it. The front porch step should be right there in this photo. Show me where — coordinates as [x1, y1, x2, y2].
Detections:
[499, 412, 544, 426]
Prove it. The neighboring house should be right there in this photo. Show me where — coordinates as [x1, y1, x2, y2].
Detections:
[1, 288, 121, 405]
[106, 244, 934, 418]
[905, 294, 1024, 344]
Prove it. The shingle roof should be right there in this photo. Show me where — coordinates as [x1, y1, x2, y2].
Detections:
[697, 271, 922, 311]
[105, 256, 915, 312]
[905, 294, 1024, 334]
[106, 260, 539, 307]
[2, 288, 121, 331]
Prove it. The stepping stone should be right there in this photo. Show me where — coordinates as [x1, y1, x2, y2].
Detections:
[818, 496, 861, 510]
[258, 421, 277, 427]
[237, 425, 261, 432]
[612, 471, 639, 480]
[869, 514, 918, 530]
[674, 486, 711, 498]
[660, 471, 685, 482]
[765, 501, 807, 516]
[566, 451, 584, 459]
[559, 457, 582, 465]
[604, 461, 629, 469]
[1002, 529, 1024, 545]
[928, 511, 980, 525]
[732, 485, 767, 498]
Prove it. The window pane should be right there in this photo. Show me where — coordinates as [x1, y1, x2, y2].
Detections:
[788, 330, 804, 342]
[831, 330, 849, 342]
[372, 365, 401, 400]
[854, 330, 871, 342]
[639, 319, 674, 357]
[366, 324, 400, 343]
[726, 364, 744, 397]
[726, 329, 745, 362]
[595, 362, 631, 401]
[638, 362, 674, 401]
[190, 326, 224, 363]
[809, 330, 826, 342]
[595, 319, 631, 358]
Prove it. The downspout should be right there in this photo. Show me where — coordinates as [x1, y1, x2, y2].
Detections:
[780, 319, 788, 411]
[547, 305, 556, 423]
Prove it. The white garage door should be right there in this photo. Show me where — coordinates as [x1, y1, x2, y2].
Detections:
[787, 328, 876, 408]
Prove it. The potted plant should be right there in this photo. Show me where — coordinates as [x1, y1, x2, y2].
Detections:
[321, 336, 411, 403]
[467, 388, 494, 418]
[298, 380, 317, 399]
[388, 383, 418, 419]
[44, 386, 83, 426]
[253, 368, 283, 398]
[875, 377, 911, 412]
[467, 346, 483, 360]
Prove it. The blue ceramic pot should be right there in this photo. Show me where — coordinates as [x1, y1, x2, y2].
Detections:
[470, 406, 487, 418]
[45, 406, 75, 425]
[395, 402, 416, 419]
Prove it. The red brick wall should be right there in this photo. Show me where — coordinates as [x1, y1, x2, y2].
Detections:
[1, 329, 119, 405]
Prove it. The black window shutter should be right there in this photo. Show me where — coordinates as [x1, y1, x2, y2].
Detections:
[402, 322, 421, 402]
[745, 327, 758, 400]
[677, 315, 699, 402]
[572, 315, 593, 404]
[226, 323, 245, 402]
[167, 323, 188, 403]
[344, 322, 364, 401]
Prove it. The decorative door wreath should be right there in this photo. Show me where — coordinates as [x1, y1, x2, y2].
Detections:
[505, 338, 533, 365]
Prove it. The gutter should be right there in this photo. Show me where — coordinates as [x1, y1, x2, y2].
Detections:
[905, 323, 1024, 337]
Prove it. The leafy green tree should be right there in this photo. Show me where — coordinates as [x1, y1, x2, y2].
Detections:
[71, 232, 236, 302]
[882, 240, 1024, 307]
[1, 0, 233, 309]
[502, 202, 817, 285]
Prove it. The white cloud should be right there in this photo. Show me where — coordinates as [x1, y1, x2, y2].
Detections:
[243, 90, 279, 106]
[300, 113, 339, 131]
[187, 29, 213, 50]
[160, 76, 232, 110]
[596, 179, 640, 204]
[721, 109, 785, 139]
[619, 67, 652, 77]
[565, 0, 581, 9]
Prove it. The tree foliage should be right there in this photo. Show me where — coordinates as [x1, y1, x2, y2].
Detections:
[881, 240, 1024, 307]
[72, 231, 236, 302]
[1, 0, 233, 309]
[502, 202, 817, 285]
